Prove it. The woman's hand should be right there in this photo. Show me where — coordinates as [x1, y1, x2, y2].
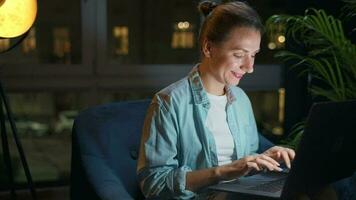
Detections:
[186, 154, 283, 191]
[262, 146, 295, 168]
[216, 154, 282, 181]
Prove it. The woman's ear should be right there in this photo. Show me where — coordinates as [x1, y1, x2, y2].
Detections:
[202, 38, 212, 58]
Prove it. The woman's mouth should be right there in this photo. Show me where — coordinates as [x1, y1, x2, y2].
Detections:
[231, 71, 243, 79]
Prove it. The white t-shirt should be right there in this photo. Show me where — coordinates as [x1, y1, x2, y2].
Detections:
[205, 92, 235, 166]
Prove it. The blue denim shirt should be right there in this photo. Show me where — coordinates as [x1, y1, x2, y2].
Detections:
[137, 65, 259, 199]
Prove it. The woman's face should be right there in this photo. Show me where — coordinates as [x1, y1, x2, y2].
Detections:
[203, 27, 261, 86]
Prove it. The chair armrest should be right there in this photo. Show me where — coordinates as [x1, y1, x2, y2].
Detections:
[82, 154, 134, 200]
[332, 172, 356, 200]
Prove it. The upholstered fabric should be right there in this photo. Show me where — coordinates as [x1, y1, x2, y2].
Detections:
[69, 99, 279, 200]
[70, 100, 150, 200]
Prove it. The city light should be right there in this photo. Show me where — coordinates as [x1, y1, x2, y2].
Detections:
[268, 42, 276, 50]
[278, 35, 286, 43]
[177, 21, 190, 30]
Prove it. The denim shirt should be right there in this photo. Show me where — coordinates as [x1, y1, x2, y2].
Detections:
[137, 66, 259, 199]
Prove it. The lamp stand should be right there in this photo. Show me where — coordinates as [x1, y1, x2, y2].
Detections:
[0, 81, 37, 200]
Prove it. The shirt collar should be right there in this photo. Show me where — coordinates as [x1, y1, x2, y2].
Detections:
[188, 64, 236, 107]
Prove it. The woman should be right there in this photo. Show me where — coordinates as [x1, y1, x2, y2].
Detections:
[137, 1, 295, 199]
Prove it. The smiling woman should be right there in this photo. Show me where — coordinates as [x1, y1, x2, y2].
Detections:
[199, 27, 261, 95]
[136, 1, 294, 199]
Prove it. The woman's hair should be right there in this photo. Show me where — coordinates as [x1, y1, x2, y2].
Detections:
[198, 1, 263, 48]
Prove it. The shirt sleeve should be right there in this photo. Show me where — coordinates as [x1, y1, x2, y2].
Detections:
[136, 94, 195, 199]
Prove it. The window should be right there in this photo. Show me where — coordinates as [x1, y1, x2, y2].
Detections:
[0, 0, 82, 64]
[53, 27, 71, 64]
[22, 28, 37, 54]
[112, 26, 129, 56]
[171, 21, 195, 49]
[0, 38, 10, 52]
[1, 92, 90, 184]
[107, 0, 200, 64]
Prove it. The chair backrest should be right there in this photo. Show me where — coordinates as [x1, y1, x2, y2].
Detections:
[70, 99, 151, 200]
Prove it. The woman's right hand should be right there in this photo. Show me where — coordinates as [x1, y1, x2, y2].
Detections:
[215, 154, 282, 181]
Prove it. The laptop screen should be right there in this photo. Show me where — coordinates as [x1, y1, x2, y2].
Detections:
[282, 100, 356, 198]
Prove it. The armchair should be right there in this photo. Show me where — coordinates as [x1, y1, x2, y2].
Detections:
[69, 99, 276, 200]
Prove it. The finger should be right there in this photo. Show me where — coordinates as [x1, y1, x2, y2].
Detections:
[244, 155, 256, 162]
[286, 148, 296, 160]
[243, 162, 260, 176]
[260, 154, 280, 166]
[281, 150, 291, 169]
[255, 157, 282, 171]
[277, 151, 281, 159]
[266, 149, 281, 161]
[247, 161, 261, 171]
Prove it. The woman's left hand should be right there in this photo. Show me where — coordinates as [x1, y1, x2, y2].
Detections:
[262, 146, 295, 169]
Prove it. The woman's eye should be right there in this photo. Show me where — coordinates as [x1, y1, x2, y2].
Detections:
[234, 54, 244, 58]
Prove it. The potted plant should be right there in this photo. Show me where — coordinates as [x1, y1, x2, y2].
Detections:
[265, 1, 356, 149]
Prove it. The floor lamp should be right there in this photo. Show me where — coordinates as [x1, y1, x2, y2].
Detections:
[0, 0, 38, 199]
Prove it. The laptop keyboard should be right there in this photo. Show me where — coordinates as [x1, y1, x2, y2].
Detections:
[248, 178, 285, 193]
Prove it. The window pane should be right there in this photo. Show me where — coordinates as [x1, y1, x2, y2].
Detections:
[0, 92, 91, 184]
[0, 0, 82, 64]
[107, 0, 200, 64]
[0, 91, 154, 185]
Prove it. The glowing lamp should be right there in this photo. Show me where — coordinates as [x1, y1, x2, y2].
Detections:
[0, 0, 38, 199]
[0, 0, 37, 38]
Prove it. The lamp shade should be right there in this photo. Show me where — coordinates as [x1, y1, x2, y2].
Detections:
[0, 0, 37, 38]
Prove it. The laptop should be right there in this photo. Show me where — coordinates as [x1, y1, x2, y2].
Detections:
[209, 100, 356, 199]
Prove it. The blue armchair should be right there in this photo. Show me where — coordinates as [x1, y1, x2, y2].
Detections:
[69, 99, 285, 200]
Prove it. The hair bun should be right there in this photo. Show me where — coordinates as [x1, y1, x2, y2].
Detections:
[198, 1, 218, 17]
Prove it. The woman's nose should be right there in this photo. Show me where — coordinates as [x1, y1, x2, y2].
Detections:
[242, 56, 254, 73]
